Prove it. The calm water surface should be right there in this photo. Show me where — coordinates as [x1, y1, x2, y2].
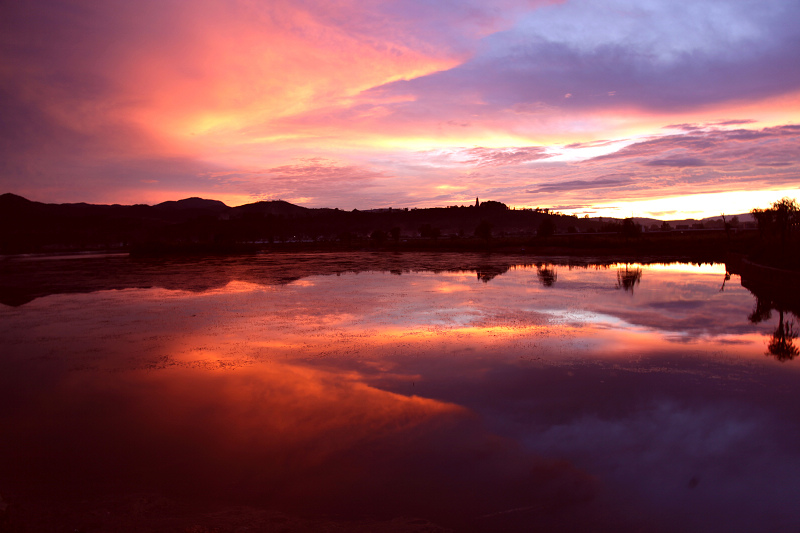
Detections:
[1, 253, 799, 532]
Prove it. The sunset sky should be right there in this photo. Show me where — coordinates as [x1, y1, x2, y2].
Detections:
[2, 0, 799, 219]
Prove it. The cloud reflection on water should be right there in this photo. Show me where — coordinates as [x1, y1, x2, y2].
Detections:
[0, 255, 799, 531]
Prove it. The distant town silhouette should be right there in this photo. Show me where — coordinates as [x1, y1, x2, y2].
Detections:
[2, 193, 782, 261]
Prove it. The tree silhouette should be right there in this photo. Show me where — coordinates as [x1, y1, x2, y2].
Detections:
[475, 265, 509, 282]
[536, 264, 557, 287]
[719, 271, 731, 292]
[621, 218, 641, 238]
[772, 197, 799, 248]
[767, 310, 798, 361]
[752, 197, 799, 248]
[722, 213, 732, 244]
[616, 265, 642, 293]
[747, 296, 772, 324]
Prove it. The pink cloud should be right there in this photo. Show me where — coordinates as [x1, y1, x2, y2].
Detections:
[460, 146, 553, 166]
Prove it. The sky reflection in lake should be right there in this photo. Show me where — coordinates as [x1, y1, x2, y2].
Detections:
[0, 254, 798, 532]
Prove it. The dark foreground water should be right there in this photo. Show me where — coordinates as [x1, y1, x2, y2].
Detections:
[1, 253, 799, 532]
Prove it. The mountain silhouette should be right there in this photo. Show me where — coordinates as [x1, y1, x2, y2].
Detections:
[155, 197, 230, 212]
[0, 192, 759, 258]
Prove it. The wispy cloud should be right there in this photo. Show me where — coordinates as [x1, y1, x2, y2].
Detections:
[265, 159, 384, 182]
[526, 175, 634, 194]
[460, 146, 553, 167]
[645, 158, 709, 168]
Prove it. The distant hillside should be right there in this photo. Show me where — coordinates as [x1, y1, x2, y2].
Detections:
[0, 193, 34, 208]
[0, 194, 593, 252]
[1, 193, 765, 255]
[701, 213, 755, 223]
[233, 200, 310, 217]
[632, 213, 754, 229]
[155, 197, 229, 212]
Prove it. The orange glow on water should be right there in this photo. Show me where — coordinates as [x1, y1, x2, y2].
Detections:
[2, 255, 799, 529]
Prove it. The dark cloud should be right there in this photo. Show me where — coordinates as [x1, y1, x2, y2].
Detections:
[662, 124, 709, 132]
[502, 122, 800, 209]
[527, 175, 633, 193]
[645, 158, 709, 168]
[590, 125, 800, 167]
[712, 119, 757, 126]
[772, 124, 800, 135]
[549, 204, 594, 211]
[757, 161, 794, 168]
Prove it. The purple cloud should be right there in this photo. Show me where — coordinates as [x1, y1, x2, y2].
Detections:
[367, 0, 800, 117]
[526, 175, 634, 194]
[645, 158, 709, 168]
[591, 125, 800, 167]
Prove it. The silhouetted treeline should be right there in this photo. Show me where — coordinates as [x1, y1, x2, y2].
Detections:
[748, 197, 800, 270]
[0, 193, 761, 261]
[0, 194, 605, 253]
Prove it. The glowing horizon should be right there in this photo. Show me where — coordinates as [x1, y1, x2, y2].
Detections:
[2, 0, 799, 220]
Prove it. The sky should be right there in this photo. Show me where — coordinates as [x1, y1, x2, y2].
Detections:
[2, 0, 799, 219]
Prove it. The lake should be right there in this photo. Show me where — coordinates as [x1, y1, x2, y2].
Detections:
[1, 252, 798, 532]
